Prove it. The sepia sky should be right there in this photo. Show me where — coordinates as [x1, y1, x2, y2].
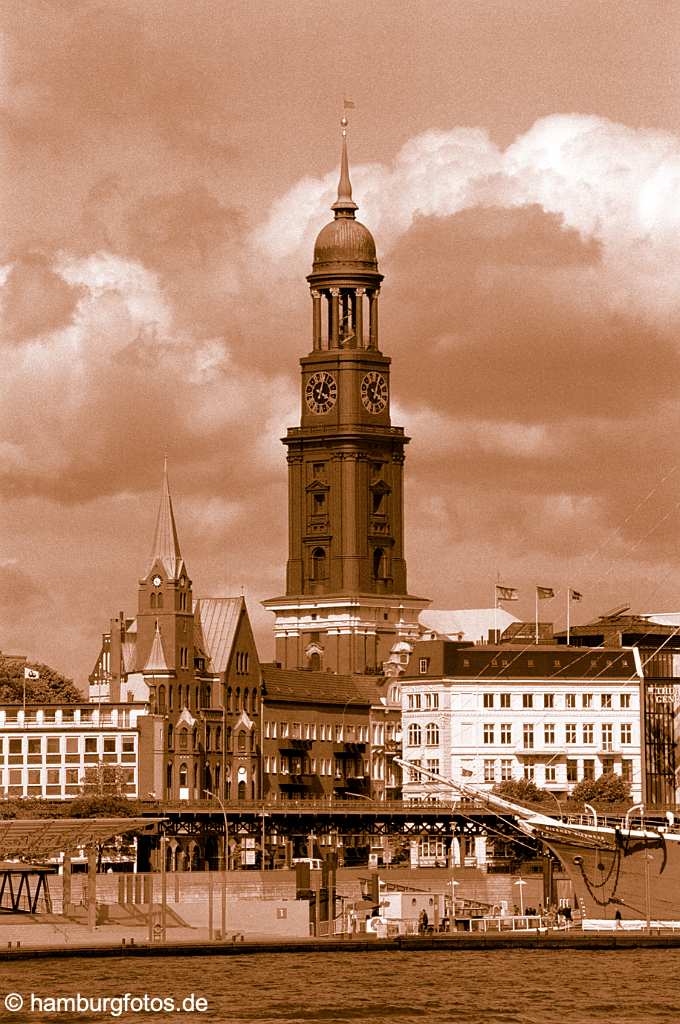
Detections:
[3, 0, 680, 687]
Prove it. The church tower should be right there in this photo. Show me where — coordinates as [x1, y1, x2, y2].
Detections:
[264, 120, 429, 674]
[135, 458, 195, 689]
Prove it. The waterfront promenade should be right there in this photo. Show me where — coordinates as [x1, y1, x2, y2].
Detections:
[4, 921, 680, 960]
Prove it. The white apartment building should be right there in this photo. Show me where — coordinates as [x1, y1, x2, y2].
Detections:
[400, 642, 644, 805]
[0, 703, 161, 801]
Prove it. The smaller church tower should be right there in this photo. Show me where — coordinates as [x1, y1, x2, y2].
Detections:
[135, 458, 195, 691]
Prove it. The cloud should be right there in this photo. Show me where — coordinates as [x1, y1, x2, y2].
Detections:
[0, 255, 84, 343]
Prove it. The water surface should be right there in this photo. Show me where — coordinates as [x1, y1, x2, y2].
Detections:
[2, 950, 679, 1023]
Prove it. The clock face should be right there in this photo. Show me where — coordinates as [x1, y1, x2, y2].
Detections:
[305, 371, 337, 415]
[152, 575, 162, 587]
[361, 371, 388, 414]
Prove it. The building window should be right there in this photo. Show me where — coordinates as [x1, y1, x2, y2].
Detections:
[483, 694, 494, 708]
[372, 547, 386, 579]
[583, 759, 595, 780]
[582, 694, 592, 709]
[408, 724, 422, 746]
[500, 724, 512, 745]
[484, 759, 495, 783]
[566, 694, 576, 709]
[425, 692, 439, 710]
[523, 724, 534, 749]
[601, 693, 612, 709]
[499, 693, 511, 709]
[426, 759, 439, 776]
[408, 760, 422, 784]
[601, 723, 613, 751]
[621, 723, 633, 745]
[280, 722, 289, 738]
[620, 693, 631, 709]
[582, 724, 594, 744]
[425, 723, 439, 746]
[311, 547, 327, 580]
[179, 763, 188, 788]
[407, 693, 421, 710]
[545, 765, 557, 783]
[522, 694, 533, 709]
[523, 760, 535, 781]
[567, 760, 578, 783]
[622, 759, 633, 783]
[158, 685, 166, 712]
[483, 724, 495, 745]
[544, 723, 555, 745]
[566, 724, 577, 744]
[500, 759, 513, 781]
[419, 658, 430, 674]
[543, 693, 554, 709]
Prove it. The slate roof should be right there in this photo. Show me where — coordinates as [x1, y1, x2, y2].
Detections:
[195, 597, 244, 674]
[261, 665, 372, 707]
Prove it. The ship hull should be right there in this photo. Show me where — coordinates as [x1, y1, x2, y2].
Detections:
[531, 821, 680, 921]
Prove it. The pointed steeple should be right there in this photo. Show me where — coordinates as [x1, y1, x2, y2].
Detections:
[144, 622, 169, 672]
[331, 116, 358, 219]
[148, 457, 182, 579]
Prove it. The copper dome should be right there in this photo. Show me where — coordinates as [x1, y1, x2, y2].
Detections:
[313, 217, 378, 270]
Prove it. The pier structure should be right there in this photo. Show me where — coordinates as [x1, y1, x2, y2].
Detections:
[136, 798, 537, 874]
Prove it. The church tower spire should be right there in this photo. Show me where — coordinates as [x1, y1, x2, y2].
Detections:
[136, 459, 193, 676]
[148, 456, 183, 580]
[331, 117, 358, 217]
[264, 120, 429, 675]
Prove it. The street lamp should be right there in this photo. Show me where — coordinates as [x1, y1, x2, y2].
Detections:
[204, 789, 228, 940]
[514, 877, 527, 917]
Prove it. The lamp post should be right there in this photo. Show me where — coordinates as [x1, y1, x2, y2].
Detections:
[514, 877, 527, 917]
[204, 789, 228, 940]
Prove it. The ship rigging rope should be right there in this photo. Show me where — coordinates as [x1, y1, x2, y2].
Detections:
[574, 828, 664, 908]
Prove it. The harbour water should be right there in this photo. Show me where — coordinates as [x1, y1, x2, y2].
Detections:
[2, 949, 680, 1023]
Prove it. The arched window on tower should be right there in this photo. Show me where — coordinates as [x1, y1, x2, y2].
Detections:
[158, 685, 166, 712]
[311, 547, 327, 581]
[150, 593, 157, 609]
[408, 723, 422, 747]
[157, 592, 163, 609]
[167, 724, 174, 749]
[373, 547, 386, 579]
[179, 763, 188, 788]
[426, 723, 439, 746]
[226, 687, 233, 712]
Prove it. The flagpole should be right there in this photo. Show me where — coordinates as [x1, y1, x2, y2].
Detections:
[535, 588, 539, 645]
[494, 583, 498, 642]
[567, 590, 571, 645]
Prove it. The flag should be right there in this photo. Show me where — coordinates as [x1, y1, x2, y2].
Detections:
[570, 589, 583, 602]
[343, 98, 355, 109]
[537, 586, 555, 600]
[24, 667, 40, 680]
[461, 766, 474, 778]
[496, 585, 518, 601]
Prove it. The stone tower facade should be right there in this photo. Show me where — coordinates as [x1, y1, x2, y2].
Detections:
[264, 122, 428, 674]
